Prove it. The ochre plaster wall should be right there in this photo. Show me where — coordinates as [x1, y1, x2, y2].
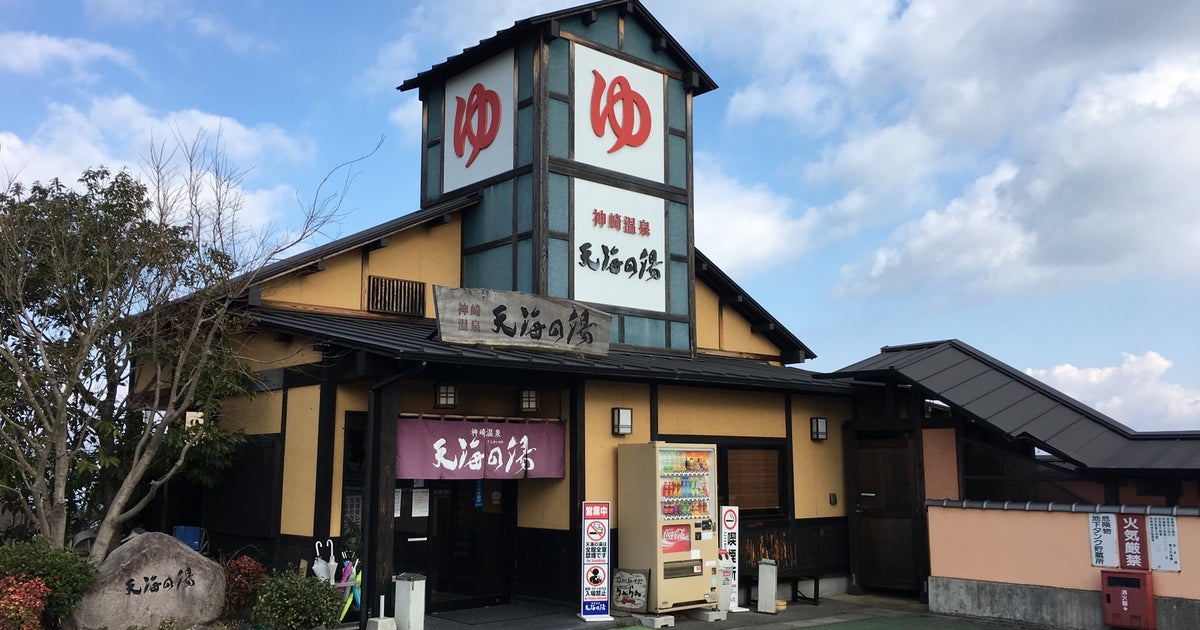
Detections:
[329, 383, 368, 538]
[657, 386, 786, 437]
[582, 380, 652, 526]
[259, 250, 364, 310]
[923, 428, 960, 500]
[368, 217, 462, 313]
[693, 281, 782, 358]
[516, 385, 573, 531]
[928, 507, 1200, 599]
[280, 385, 320, 536]
[220, 391, 282, 434]
[236, 332, 323, 373]
[791, 396, 851, 518]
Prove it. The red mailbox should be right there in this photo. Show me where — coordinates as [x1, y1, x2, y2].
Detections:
[1101, 569, 1155, 630]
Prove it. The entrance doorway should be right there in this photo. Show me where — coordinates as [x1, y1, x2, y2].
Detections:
[846, 430, 924, 593]
[393, 479, 515, 612]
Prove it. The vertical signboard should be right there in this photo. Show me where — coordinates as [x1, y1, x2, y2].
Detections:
[1089, 514, 1119, 568]
[720, 505, 748, 612]
[572, 179, 666, 312]
[1118, 515, 1148, 570]
[574, 44, 664, 182]
[1147, 515, 1181, 572]
[580, 501, 614, 621]
[442, 49, 514, 193]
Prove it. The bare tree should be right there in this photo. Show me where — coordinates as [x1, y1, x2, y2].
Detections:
[0, 131, 377, 561]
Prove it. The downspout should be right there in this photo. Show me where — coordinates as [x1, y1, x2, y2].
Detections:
[361, 361, 427, 630]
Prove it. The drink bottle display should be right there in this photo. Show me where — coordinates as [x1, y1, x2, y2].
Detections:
[617, 442, 719, 614]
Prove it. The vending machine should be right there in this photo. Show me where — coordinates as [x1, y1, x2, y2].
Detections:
[617, 442, 719, 613]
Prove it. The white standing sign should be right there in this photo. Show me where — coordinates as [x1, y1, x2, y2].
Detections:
[580, 501, 614, 621]
[442, 49, 514, 193]
[720, 505, 748, 612]
[573, 43, 664, 182]
[572, 179, 666, 312]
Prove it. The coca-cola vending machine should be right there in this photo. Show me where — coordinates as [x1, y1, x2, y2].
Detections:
[617, 442, 719, 613]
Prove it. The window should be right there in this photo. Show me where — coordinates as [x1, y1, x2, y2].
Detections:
[723, 447, 784, 516]
[435, 384, 457, 408]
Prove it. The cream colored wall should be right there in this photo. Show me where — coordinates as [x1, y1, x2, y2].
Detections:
[693, 282, 784, 357]
[368, 217, 462, 312]
[923, 428, 960, 500]
[516, 384, 573, 530]
[220, 390, 283, 434]
[260, 250, 364, 310]
[657, 386, 786, 437]
[329, 383, 369, 538]
[929, 507, 1200, 599]
[235, 332, 323, 373]
[280, 385, 320, 537]
[790, 396, 851, 518]
[581, 380, 652, 526]
[695, 282, 721, 350]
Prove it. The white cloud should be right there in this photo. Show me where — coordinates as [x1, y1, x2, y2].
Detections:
[0, 95, 311, 234]
[82, 0, 271, 54]
[693, 154, 816, 275]
[387, 97, 423, 145]
[1026, 352, 1200, 432]
[0, 31, 137, 81]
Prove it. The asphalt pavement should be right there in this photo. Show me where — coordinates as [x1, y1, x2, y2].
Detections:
[420, 593, 1043, 630]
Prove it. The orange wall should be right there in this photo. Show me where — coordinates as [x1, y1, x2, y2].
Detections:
[929, 507, 1200, 599]
[583, 380, 653, 527]
[657, 386, 786, 437]
[693, 281, 782, 357]
[791, 395, 851, 518]
[923, 428, 959, 500]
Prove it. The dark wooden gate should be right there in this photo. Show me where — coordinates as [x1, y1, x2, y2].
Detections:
[846, 430, 923, 592]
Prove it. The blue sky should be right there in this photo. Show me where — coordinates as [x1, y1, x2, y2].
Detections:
[3, 0, 1199, 431]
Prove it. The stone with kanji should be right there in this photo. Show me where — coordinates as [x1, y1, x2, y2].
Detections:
[69, 532, 225, 630]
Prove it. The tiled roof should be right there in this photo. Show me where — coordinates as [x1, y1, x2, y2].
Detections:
[833, 340, 1200, 471]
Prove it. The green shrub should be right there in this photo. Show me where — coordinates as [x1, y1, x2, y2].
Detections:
[253, 570, 341, 630]
[0, 539, 97, 626]
[222, 554, 267, 621]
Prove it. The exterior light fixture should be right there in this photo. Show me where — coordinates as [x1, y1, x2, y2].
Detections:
[519, 386, 539, 413]
[612, 408, 633, 435]
[810, 417, 828, 441]
[435, 383, 457, 408]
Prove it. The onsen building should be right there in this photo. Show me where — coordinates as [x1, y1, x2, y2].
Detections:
[172, 3, 1200, 629]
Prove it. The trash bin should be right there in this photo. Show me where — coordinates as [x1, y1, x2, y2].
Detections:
[756, 559, 777, 615]
[394, 573, 426, 630]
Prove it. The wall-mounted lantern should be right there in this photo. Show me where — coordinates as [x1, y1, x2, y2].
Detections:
[810, 417, 828, 441]
[612, 407, 633, 435]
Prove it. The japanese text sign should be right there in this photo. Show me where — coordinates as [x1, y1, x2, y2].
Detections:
[434, 285, 611, 356]
[572, 180, 667, 312]
[442, 49, 514, 192]
[1088, 513, 1182, 572]
[574, 44, 664, 181]
[581, 501, 613, 620]
[395, 417, 564, 479]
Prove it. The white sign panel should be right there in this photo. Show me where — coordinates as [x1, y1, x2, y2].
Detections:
[442, 49, 514, 193]
[720, 505, 748, 612]
[1148, 515, 1181, 572]
[1088, 514, 1119, 568]
[572, 179, 666, 312]
[580, 501, 614, 621]
[574, 44, 664, 182]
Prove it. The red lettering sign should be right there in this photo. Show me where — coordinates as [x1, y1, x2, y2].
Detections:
[590, 70, 651, 153]
[453, 82, 501, 167]
[1119, 515, 1146, 569]
[661, 524, 691, 554]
